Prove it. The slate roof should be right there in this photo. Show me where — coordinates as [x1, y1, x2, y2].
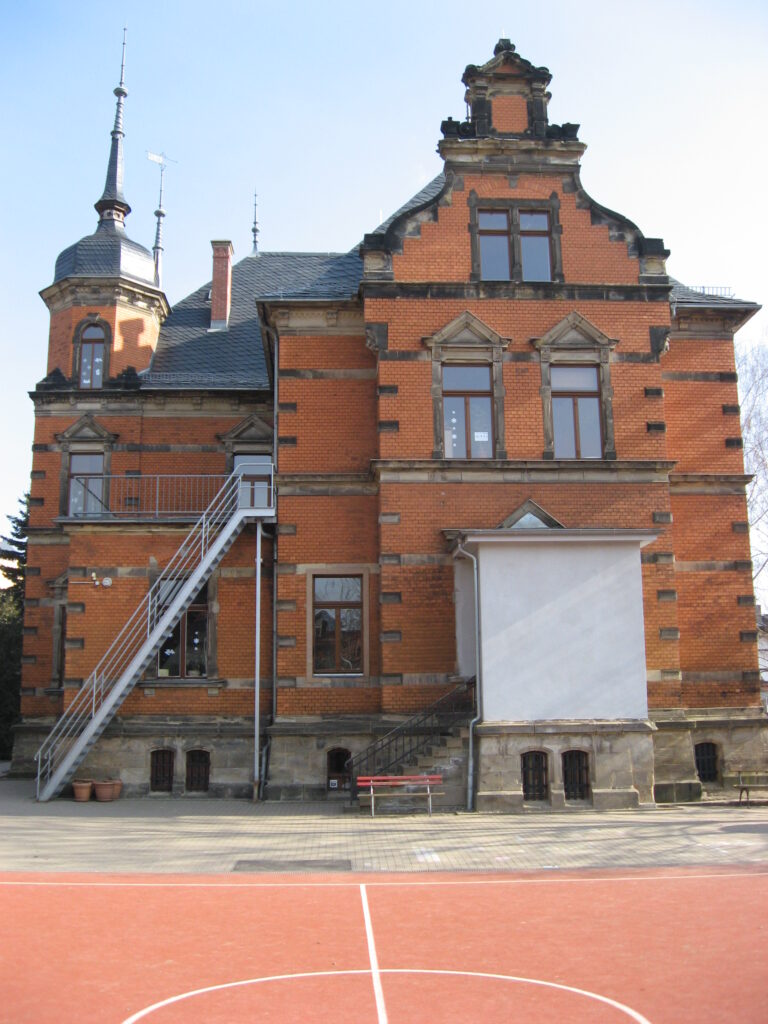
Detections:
[370, 174, 446, 236]
[146, 250, 363, 389]
[670, 280, 758, 309]
[54, 221, 156, 287]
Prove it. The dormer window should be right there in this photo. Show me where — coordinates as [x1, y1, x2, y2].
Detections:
[76, 323, 107, 388]
[469, 192, 563, 284]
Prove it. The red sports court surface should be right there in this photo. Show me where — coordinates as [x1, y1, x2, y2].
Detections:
[2, 866, 767, 1023]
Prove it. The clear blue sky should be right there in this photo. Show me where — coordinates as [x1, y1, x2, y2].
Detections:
[1, 0, 766, 539]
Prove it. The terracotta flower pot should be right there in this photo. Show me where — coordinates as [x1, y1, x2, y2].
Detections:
[72, 780, 93, 802]
[109, 779, 123, 799]
[93, 781, 114, 802]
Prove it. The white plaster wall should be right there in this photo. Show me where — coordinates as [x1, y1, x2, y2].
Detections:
[477, 540, 648, 721]
[454, 557, 476, 677]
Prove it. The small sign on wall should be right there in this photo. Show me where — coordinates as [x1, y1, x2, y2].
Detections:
[474, 432, 489, 442]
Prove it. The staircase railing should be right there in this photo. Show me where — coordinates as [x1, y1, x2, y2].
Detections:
[35, 464, 274, 799]
[346, 680, 475, 802]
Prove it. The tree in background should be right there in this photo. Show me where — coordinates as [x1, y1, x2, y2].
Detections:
[0, 495, 28, 758]
[737, 345, 768, 601]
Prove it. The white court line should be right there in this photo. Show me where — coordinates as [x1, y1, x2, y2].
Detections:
[0, 869, 765, 889]
[119, 968, 653, 1024]
[360, 884, 388, 1024]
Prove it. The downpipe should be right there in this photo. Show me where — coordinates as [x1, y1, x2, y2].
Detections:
[455, 539, 482, 812]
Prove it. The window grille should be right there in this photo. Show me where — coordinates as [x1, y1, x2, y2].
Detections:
[521, 750, 549, 801]
[186, 749, 210, 792]
[562, 749, 590, 800]
[694, 742, 718, 783]
[150, 749, 174, 792]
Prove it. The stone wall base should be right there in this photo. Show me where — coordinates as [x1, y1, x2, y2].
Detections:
[475, 719, 656, 811]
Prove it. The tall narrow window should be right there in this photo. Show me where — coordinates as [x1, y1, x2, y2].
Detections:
[478, 210, 511, 280]
[551, 366, 602, 459]
[157, 583, 208, 678]
[442, 365, 493, 459]
[68, 453, 105, 516]
[519, 211, 552, 281]
[186, 750, 210, 792]
[313, 576, 363, 675]
[522, 751, 549, 801]
[79, 324, 106, 388]
[694, 742, 718, 783]
[150, 749, 174, 792]
[562, 750, 590, 801]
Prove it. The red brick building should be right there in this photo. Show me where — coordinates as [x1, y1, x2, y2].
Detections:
[14, 40, 766, 808]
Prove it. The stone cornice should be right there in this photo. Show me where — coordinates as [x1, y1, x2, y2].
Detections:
[372, 459, 675, 485]
[40, 276, 170, 321]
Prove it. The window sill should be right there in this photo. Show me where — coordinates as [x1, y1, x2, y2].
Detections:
[140, 678, 227, 689]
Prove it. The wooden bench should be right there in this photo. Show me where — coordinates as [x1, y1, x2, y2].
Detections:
[736, 771, 768, 805]
[356, 775, 443, 817]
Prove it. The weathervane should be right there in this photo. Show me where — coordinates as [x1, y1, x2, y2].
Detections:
[147, 151, 177, 288]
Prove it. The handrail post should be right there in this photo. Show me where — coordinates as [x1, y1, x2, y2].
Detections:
[155, 477, 160, 519]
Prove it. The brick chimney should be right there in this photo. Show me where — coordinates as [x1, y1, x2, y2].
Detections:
[210, 240, 234, 330]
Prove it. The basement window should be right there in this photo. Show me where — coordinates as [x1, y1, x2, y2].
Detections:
[150, 749, 175, 792]
[186, 749, 211, 792]
[327, 747, 352, 791]
[521, 750, 549, 801]
[694, 742, 719, 783]
[562, 749, 590, 801]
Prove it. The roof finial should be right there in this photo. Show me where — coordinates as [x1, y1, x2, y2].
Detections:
[95, 28, 131, 228]
[148, 152, 168, 288]
[251, 191, 260, 255]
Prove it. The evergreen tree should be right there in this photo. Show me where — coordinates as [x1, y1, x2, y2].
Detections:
[0, 496, 28, 758]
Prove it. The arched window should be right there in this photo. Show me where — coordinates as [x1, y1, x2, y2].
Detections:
[521, 750, 549, 801]
[562, 750, 590, 801]
[327, 747, 352, 791]
[150, 748, 174, 792]
[694, 742, 719, 783]
[186, 749, 210, 792]
[78, 324, 106, 388]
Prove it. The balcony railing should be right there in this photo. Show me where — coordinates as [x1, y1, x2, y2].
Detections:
[67, 466, 275, 521]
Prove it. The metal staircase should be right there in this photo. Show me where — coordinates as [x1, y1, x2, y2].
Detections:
[35, 466, 274, 801]
[346, 681, 475, 803]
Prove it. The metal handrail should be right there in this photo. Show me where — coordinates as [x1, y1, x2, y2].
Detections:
[345, 680, 475, 802]
[67, 473, 237, 519]
[36, 464, 274, 798]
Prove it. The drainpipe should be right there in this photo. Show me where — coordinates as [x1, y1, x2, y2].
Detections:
[253, 521, 262, 793]
[455, 538, 482, 811]
[270, 320, 279, 722]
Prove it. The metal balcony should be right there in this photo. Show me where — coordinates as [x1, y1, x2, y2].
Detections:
[66, 465, 274, 521]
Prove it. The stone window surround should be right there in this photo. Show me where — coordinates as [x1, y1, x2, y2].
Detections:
[72, 315, 112, 388]
[424, 311, 508, 460]
[468, 190, 564, 284]
[532, 312, 618, 461]
[56, 417, 118, 517]
[305, 565, 371, 682]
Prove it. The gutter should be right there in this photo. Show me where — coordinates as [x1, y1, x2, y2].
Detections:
[455, 537, 482, 811]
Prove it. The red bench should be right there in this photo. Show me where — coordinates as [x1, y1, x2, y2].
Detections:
[356, 774, 443, 817]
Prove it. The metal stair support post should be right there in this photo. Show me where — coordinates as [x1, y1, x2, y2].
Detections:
[35, 464, 274, 801]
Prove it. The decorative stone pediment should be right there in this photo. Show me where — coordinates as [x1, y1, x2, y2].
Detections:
[498, 500, 564, 531]
[55, 414, 117, 447]
[424, 311, 507, 357]
[532, 312, 618, 354]
[217, 414, 273, 450]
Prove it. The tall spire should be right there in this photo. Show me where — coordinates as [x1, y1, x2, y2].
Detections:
[95, 29, 131, 227]
[251, 191, 259, 255]
[152, 161, 166, 288]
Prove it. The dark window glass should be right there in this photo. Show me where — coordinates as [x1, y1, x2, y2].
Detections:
[313, 576, 363, 674]
[68, 453, 105, 516]
[694, 742, 718, 783]
[520, 211, 552, 281]
[443, 365, 494, 459]
[79, 325, 106, 388]
[156, 584, 208, 678]
[150, 749, 174, 792]
[562, 750, 590, 800]
[551, 366, 602, 459]
[522, 751, 549, 801]
[186, 749, 210, 792]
